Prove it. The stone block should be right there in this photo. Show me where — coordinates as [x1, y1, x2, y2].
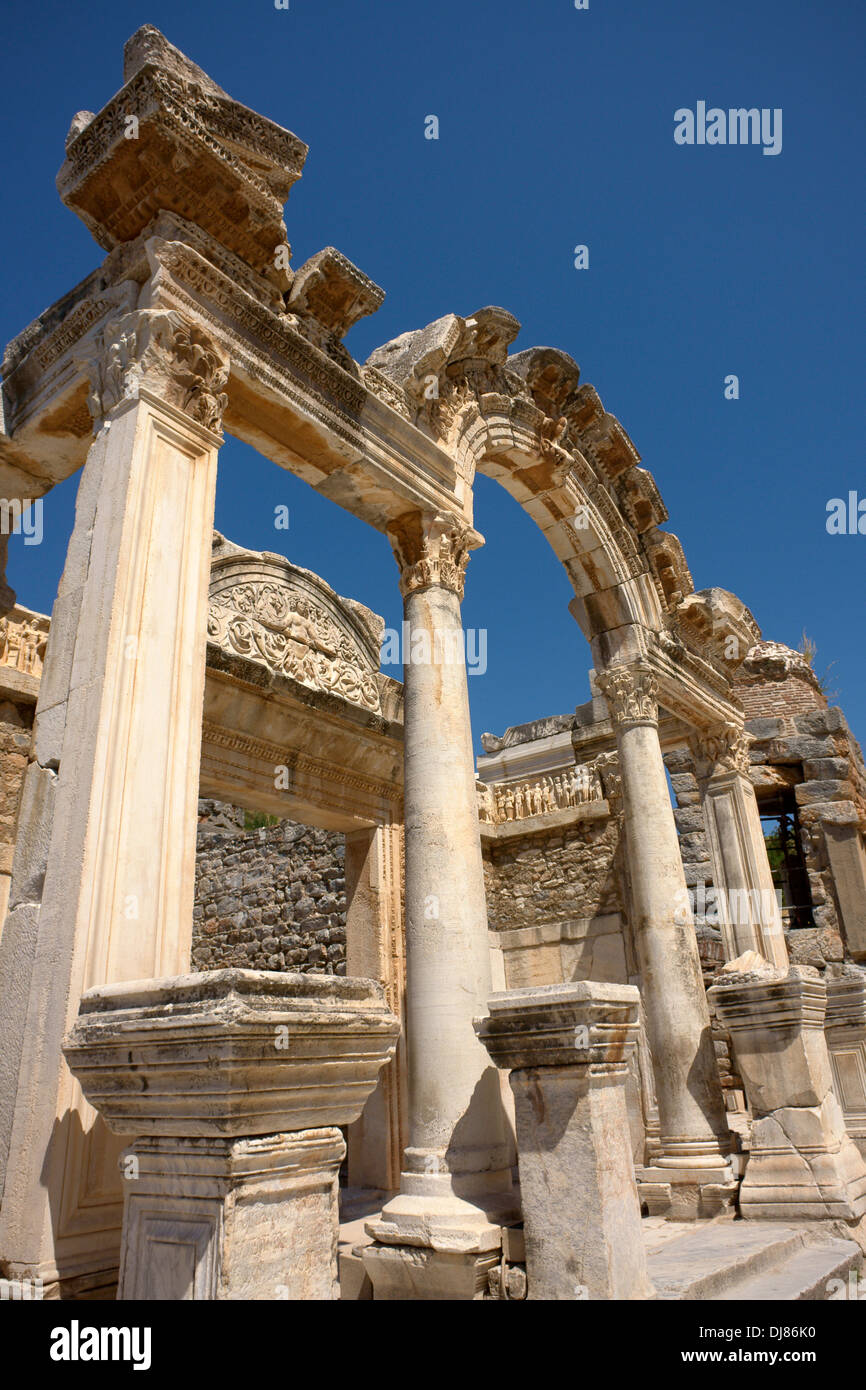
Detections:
[795, 780, 856, 807]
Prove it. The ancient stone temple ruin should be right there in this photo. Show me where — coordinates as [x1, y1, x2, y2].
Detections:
[1, 26, 865, 1301]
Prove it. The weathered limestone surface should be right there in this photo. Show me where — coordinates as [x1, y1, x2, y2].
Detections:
[710, 961, 866, 1221]
[475, 982, 653, 1300]
[62, 969, 399, 1300]
[690, 724, 788, 967]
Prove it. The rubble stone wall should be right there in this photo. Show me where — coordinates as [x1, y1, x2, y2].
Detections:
[192, 800, 347, 974]
[482, 817, 622, 935]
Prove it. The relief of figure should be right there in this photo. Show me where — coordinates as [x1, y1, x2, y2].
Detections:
[514, 784, 525, 818]
[531, 782, 542, 815]
[504, 788, 516, 821]
[573, 764, 592, 804]
[588, 765, 603, 801]
[21, 624, 40, 674]
[476, 781, 495, 823]
[542, 779, 553, 812]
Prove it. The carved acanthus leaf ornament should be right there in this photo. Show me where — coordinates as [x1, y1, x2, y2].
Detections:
[689, 723, 753, 780]
[77, 309, 229, 430]
[388, 513, 479, 601]
[596, 664, 659, 726]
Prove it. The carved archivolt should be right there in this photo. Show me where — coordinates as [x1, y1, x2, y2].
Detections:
[208, 547, 382, 714]
[596, 664, 659, 727]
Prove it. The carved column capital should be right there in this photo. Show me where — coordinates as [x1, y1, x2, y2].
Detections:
[387, 511, 482, 601]
[689, 722, 753, 781]
[596, 663, 659, 728]
[76, 309, 229, 433]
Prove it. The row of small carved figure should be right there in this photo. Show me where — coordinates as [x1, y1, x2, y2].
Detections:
[478, 765, 604, 823]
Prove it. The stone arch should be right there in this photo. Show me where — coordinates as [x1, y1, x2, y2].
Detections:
[366, 308, 692, 649]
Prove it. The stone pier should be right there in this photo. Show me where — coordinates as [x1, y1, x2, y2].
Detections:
[0, 339, 226, 1297]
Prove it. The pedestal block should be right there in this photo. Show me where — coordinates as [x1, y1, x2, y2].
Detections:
[710, 964, 866, 1221]
[474, 981, 654, 1301]
[62, 969, 400, 1300]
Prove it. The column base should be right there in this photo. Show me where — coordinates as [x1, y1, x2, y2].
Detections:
[361, 1243, 499, 1300]
[365, 1178, 519, 1254]
[119, 1128, 344, 1300]
[638, 1162, 738, 1221]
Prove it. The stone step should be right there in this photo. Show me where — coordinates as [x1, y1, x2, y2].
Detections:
[711, 1238, 862, 1301]
[647, 1222, 816, 1300]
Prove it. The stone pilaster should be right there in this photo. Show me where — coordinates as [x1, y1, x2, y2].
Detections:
[690, 722, 789, 968]
[596, 662, 734, 1219]
[61, 970, 399, 1300]
[364, 511, 517, 1299]
[825, 966, 866, 1159]
[710, 964, 866, 1221]
[0, 309, 228, 1296]
[475, 982, 654, 1301]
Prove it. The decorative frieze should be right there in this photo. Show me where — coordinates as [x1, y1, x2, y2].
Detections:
[478, 764, 603, 824]
[0, 606, 49, 680]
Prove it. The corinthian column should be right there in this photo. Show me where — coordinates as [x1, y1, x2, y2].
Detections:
[596, 662, 733, 1219]
[0, 306, 227, 1296]
[364, 512, 517, 1300]
[689, 724, 788, 969]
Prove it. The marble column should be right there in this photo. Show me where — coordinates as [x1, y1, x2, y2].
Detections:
[364, 511, 517, 1299]
[596, 662, 733, 1219]
[690, 724, 788, 968]
[0, 307, 227, 1297]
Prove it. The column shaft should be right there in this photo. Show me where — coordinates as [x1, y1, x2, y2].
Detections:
[597, 663, 731, 1187]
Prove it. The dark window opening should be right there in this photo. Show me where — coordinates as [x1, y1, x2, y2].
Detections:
[759, 791, 814, 930]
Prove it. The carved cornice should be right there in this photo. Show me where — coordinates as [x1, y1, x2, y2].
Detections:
[689, 722, 754, 781]
[76, 308, 229, 431]
[387, 512, 481, 600]
[596, 664, 659, 728]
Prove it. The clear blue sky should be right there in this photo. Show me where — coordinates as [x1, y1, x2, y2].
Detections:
[2, 0, 863, 752]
